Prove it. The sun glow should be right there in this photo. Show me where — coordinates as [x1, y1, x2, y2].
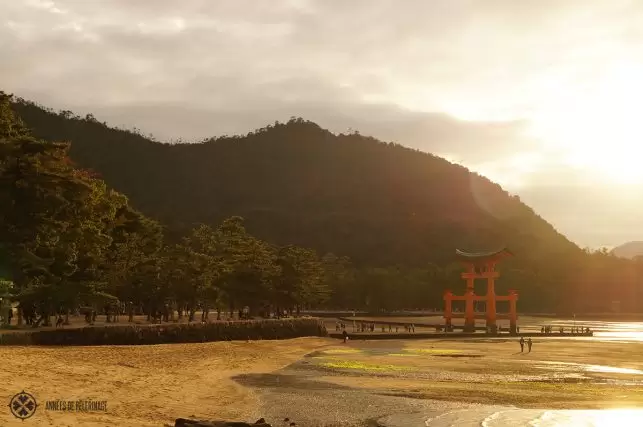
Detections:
[393, 60, 643, 188]
[528, 62, 643, 185]
[473, 152, 544, 188]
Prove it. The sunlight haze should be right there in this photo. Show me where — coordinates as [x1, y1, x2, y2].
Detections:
[2, 0, 643, 248]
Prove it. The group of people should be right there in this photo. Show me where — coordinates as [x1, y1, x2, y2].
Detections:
[336, 320, 419, 342]
[357, 322, 376, 332]
[335, 321, 417, 334]
[569, 326, 591, 334]
[541, 325, 592, 335]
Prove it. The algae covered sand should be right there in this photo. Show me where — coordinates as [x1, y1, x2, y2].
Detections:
[309, 338, 643, 409]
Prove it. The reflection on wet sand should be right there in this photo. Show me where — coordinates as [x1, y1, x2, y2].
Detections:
[381, 408, 643, 427]
[526, 359, 643, 376]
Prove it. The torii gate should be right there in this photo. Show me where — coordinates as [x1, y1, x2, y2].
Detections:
[443, 248, 518, 334]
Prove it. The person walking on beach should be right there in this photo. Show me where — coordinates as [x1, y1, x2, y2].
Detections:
[519, 337, 525, 352]
[527, 338, 533, 353]
[342, 329, 349, 343]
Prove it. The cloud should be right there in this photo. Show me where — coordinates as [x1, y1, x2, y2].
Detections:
[2, 0, 643, 248]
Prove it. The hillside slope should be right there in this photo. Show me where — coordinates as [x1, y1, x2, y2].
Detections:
[10, 98, 593, 310]
[12, 100, 578, 264]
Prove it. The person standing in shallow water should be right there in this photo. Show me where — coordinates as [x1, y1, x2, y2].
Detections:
[519, 337, 525, 352]
[527, 338, 533, 353]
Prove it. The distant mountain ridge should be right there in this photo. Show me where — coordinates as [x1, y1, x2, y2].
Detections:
[611, 241, 643, 259]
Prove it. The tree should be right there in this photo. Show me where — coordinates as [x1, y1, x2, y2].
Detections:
[273, 245, 328, 315]
[174, 224, 226, 321]
[214, 217, 279, 316]
[0, 92, 106, 324]
[0, 92, 146, 325]
[104, 206, 164, 321]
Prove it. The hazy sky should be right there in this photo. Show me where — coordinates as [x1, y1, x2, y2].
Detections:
[3, 0, 643, 249]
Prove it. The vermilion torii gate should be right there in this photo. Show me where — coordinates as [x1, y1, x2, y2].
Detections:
[443, 248, 518, 334]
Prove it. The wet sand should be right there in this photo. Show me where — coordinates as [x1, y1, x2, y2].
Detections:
[238, 337, 643, 425]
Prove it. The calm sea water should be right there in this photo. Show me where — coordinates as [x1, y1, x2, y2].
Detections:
[380, 408, 643, 427]
[380, 321, 643, 427]
[552, 321, 643, 342]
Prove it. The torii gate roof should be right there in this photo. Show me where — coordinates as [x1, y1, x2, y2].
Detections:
[455, 248, 513, 263]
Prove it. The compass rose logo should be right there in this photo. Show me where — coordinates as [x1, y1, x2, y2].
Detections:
[8, 391, 37, 420]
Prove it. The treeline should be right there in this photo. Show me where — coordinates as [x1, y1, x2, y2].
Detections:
[565, 248, 643, 314]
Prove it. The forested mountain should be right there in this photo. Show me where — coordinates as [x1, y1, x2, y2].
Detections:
[8, 96, 643, 313]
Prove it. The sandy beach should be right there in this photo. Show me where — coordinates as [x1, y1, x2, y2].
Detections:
[2, 321, 643, 426]
[0, 337, 331, 427]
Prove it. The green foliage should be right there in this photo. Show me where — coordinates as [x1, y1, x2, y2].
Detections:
[0, 93, 137, 323]
[0, 280, 12, 298]
[104, 206, 164, 305]
[273, 245, 328, 309]
[213, 217, 280, 311]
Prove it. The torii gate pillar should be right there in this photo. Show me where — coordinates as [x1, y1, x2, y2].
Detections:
[508, 290, 518, 335]
[451, 248, 515, 334]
